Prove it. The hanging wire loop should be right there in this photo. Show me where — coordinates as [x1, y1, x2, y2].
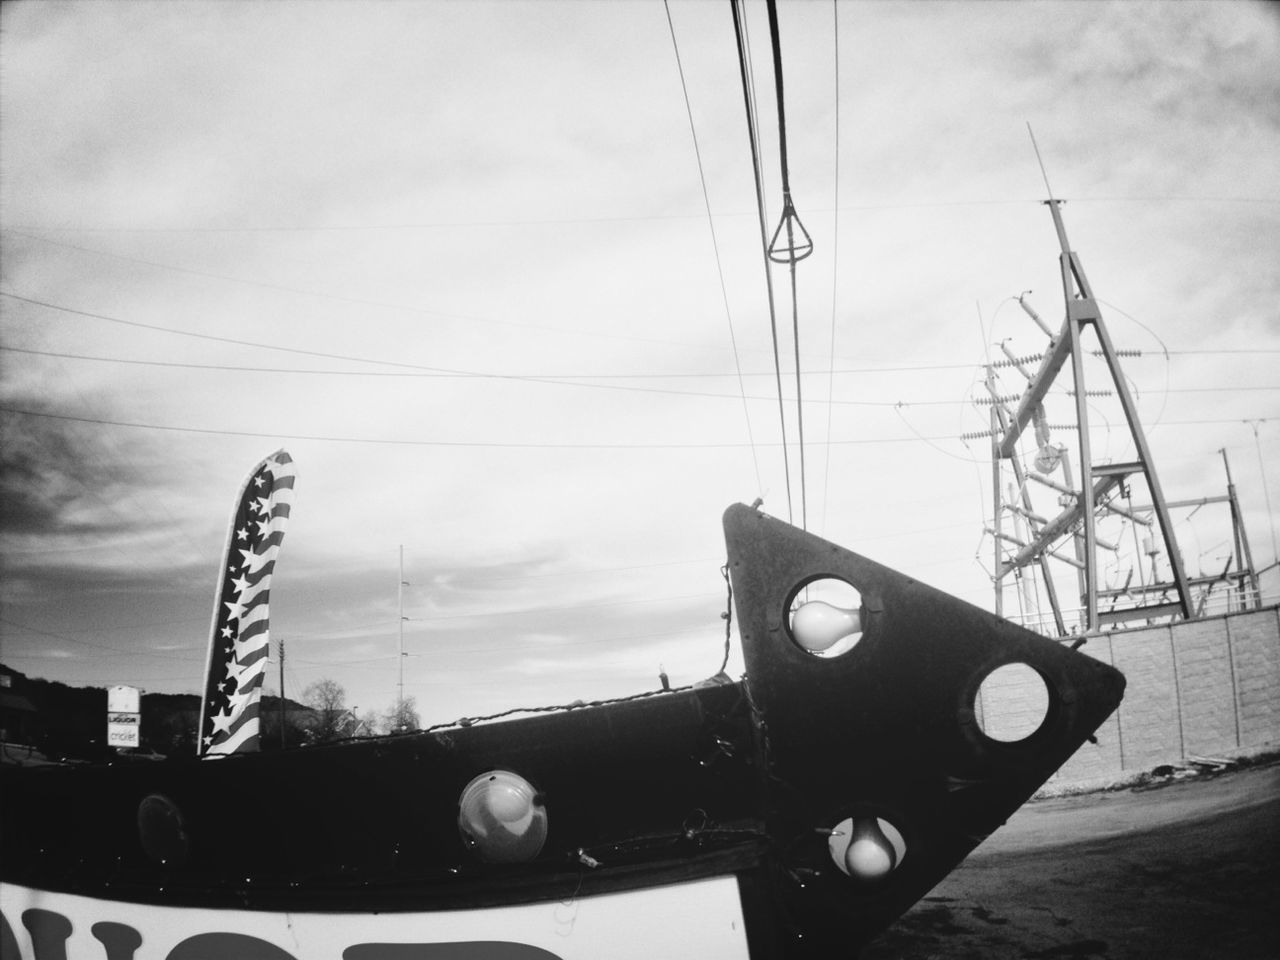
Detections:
[767, 197, 814, 264]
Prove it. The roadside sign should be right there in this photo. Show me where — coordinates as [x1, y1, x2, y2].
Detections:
[107, 685, 141, 748]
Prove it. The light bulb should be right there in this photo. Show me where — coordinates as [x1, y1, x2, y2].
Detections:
[844, 818, 897, 880]
[791, 600, 862, 653]
[828, 816, 907, 882]
[488, 780, 534, 825]
[457, 770, 547, 863]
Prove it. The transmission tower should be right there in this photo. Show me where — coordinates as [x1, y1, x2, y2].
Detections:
[990, 200, 1193, 633]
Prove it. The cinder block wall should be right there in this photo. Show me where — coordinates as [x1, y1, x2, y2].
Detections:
[977, 607, 1280, 789]
[1232, 609, 1280, 746]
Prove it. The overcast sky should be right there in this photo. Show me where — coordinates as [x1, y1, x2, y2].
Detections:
[2, 0, 1278, 730]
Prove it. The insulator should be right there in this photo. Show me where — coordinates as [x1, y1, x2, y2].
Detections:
[991, 354, 1045, 369]
[973, 395, 1023, 406]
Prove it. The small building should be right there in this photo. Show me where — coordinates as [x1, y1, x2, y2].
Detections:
[0, 667, 39, 746]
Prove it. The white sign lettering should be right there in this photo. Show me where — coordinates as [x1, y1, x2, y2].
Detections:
[106, 686, 141, 749]
[0, 877, 751, 960]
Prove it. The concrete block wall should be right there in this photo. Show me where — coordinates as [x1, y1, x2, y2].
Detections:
[1106, 625, 1184, 771]
[1052, 633, 1123, 784]
[1176, 617, 1240, 757]
[1232, 609, 1280, 746]
[978, 607, 1280, 789]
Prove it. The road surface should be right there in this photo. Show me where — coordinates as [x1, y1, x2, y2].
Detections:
[862, 761, 1280, 960]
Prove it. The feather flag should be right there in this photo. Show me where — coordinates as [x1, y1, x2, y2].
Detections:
[198, 450, 296, 756]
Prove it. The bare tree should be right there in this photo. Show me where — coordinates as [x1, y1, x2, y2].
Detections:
[303, 678, 347, 743]
[383, 696, 420, 734]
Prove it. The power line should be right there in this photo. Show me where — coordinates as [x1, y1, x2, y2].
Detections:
[0, 344, 994, 408]
[0, 435, 202, 575]
[764, 0, 812, 529]
[1165, 350, 1280, 356]
[0, 618, 203, 662]
[0, 343, 978, 381]
[3, 404, 1263, 449]
[0, 290, 471, 371]
[6, 615, 206, 637]
[293, 624, 714, 667]
[418, 623, 714, 658]
[1, 229, 695, 351]
[5, 345, 1274, 418]
[820, 0, 842, 535]
[0, 291, 797, 406]
[1, 215, 724, 233]
[0, 404, 911, 447]
[663, 0, 763, 496]
[5, 348, 1274, 396]
[7, 291, 1273, 386]
[439, 555, 719, 585]
[1, 293, 966, 409]
[732, 0, 794, 524]
[4, 194, 1273, 235]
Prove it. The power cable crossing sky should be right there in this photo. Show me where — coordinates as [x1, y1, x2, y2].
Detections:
[1, 1, 1276, 725]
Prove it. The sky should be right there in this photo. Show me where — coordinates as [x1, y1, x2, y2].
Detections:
[2, 0, 1278, 731]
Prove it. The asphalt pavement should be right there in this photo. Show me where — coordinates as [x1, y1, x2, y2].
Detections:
[861, 760, 1280, 960]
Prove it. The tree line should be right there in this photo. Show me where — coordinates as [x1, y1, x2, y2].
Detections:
[0, 664, 420, 758]
[299, 678, 421, 744]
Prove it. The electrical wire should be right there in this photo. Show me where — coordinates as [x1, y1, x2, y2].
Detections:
[1097, 296, 1172, 427]
[0, 422, 200, 573]
[731, 0, 794, 524]
[764, 0, 810, 529]
[820, 0, 841, 535]
[663, 0, 763, 497]
[5, 404, 1255, 449]
[1245, 419, 1279, 564]
[0, 344, 977, 381]
[6, 194, 1272, 235]
[1, 229, 693, 351]
[1, 298, 972, 409]
[0, 617, 206, 663]
[13, 346, 1272, 407]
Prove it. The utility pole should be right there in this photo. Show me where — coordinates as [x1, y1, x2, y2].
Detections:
[1220, 448, 1260, 608]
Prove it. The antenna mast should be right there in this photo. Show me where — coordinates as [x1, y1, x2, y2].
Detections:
[278, 635, 286, 749]
[398, 545, 406, 708]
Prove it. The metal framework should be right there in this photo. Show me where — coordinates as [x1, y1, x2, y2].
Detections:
[991, 200, 1193, 633]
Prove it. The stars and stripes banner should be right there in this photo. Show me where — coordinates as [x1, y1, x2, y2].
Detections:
[198, 450, 296, 757]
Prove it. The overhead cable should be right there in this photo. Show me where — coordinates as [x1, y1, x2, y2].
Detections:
[7, 346, 1273, 405]
[731, 0, 794, 524]
[820, 0, 841, 534]
[765, 0, 811, 529]
[1, 229, 692, 351]
[663, 0, 763, 496]
[3, 405, 1256, 450]
[0, 342, 981, 407]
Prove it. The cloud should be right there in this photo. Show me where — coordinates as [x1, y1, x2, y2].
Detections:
[1007, 3, 1280, 194]
[0, 402, 150, 537]
[2, 0, 1276, 723]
